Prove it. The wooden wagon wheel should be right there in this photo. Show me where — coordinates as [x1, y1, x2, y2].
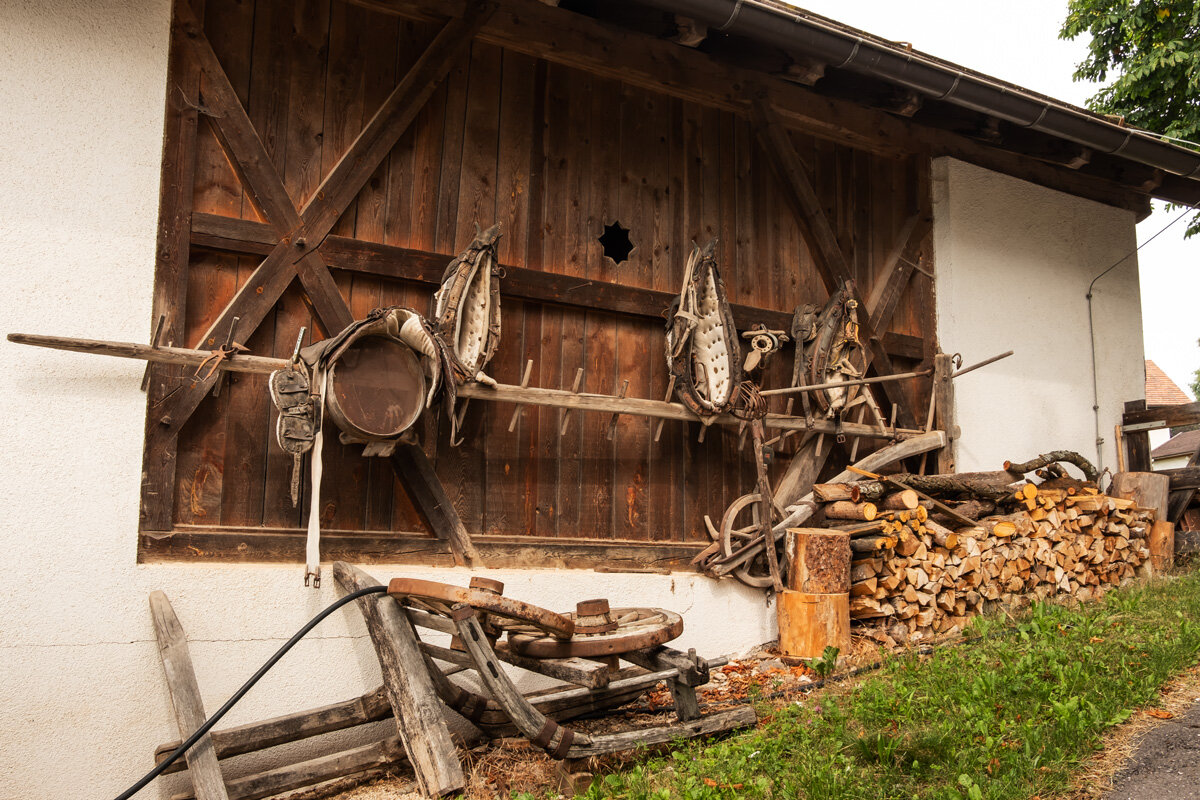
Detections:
[387, 577, 575, 639]
[719, 492, 786, 589]
[505, 602, 683, 658]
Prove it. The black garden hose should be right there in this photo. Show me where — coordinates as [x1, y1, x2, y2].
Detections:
[112, 585, 388, 800]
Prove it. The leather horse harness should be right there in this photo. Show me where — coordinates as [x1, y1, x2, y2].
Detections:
[269, 227, 503, 586]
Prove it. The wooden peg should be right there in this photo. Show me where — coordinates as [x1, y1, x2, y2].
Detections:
[507, 359, 534, 433]
[140, 314, 166, 392]
[653, 375, 676, 442]
[849, 405, 867, 462]
[210, 316, 239, 398]
[558, 368, 585, 436]
[605, 379, 630, 441]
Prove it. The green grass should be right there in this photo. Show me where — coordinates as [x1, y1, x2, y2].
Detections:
[564, 569, 1200, 800]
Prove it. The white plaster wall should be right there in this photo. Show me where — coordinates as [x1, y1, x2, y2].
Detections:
[0, 8, 774, 797]
[932, 158, 1145, 475]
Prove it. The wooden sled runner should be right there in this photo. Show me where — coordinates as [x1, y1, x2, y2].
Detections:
[149, 564, 755, 800]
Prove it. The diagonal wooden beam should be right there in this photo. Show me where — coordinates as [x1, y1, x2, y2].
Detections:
[866, 212, 931, 338]
[749, 97, 916, 427]
[158, 3, 491, 436]
[147, 3, 491, 559]
[295, 0, 497, 243]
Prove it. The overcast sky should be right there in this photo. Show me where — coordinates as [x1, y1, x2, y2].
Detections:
[793, 0, 1200, 398]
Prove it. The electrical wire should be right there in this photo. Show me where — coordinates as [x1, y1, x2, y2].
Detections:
[112, 585, 388, 800]
[1086, 203, 1197, 471]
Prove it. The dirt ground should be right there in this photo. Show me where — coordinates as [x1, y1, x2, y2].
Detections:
[1062, 664, 1200, 800]
[311, 636, 889, 800]
[1101, 697, 1200, 800]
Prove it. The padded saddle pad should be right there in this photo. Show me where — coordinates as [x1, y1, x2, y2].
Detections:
[805, 281, 863, 416]
[666, 240, 742, 417]
[433, 223, 503, 384]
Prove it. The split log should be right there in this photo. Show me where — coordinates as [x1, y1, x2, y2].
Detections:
[812, 483, 860, 503]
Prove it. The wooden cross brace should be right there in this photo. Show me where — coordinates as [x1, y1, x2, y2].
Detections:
[143, 0, 495, 566]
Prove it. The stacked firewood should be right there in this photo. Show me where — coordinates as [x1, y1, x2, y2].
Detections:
[814, 479, 1154, 642]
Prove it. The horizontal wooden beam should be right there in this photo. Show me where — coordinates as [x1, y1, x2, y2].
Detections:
[139, 529, 707, 570]
[1157, 466, 1200, 491]
[190, 212, 795, 328]
[1122, 401, 1200, 432]
[456, 381, 928, 439]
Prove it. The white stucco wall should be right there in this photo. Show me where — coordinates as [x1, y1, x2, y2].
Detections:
[0, 8, 774, 798]
[932, 158, 1145, 475]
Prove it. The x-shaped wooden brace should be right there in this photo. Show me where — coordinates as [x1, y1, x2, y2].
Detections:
[145, 0, 495, 563]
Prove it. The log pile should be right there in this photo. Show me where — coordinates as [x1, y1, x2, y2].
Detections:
[818, 481, 1154, 642]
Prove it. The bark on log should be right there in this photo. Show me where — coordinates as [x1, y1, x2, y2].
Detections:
[1004, 451, 1099, 482]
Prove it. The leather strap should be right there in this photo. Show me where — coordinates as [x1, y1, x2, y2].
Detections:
[531, 719, 558, 750]
[551, 727, 576, 759]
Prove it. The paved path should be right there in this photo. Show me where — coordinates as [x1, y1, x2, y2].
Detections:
[1104, 699, 1200, 800]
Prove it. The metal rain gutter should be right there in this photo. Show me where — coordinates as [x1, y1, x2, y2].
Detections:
[635, 0, 1200, 180]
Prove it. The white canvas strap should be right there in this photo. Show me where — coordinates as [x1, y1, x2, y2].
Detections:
[304, 368, 329, 587]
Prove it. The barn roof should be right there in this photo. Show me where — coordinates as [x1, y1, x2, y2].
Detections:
[613, 0, 1200, 208]
[1146, 360, 1192, 407]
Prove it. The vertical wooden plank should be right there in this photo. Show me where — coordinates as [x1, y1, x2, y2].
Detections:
[579, 74, 621, 540]
[613, 82, 657, 540]
[252, 0, 304, 531]
[357, 7, 401, 532]
[515, 61, 548, 537]
[933, 353, 956, 474]
[217, 0, 277, 529]
[150, 591, 230, 800]
[141, 0, 205, 533]
[314, 0, 371, 533]
[437, 40, 503, 537]
[484, 50, 536, 536]
[679, 102, 710, 542]
[645, 90, 677, 542]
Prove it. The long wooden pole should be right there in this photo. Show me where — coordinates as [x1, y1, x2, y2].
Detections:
[758, 368, 931, 397]
[8, 331, 932, 439]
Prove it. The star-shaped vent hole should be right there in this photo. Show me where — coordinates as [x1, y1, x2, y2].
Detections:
[599, 221, 633, 265]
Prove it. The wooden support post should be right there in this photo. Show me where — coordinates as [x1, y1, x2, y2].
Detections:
[150, 591, 231, 800]
[333, 563, 465, 798]
[933, 353, 956, 474]
[1123, 400, 1153, 472]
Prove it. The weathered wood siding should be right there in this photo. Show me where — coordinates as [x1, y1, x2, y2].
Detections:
[147, 0, 934, 561]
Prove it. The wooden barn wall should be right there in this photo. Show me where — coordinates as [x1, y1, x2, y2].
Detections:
[147, 0, 934, 561]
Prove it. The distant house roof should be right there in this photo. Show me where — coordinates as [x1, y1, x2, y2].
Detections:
[1146, 360, 1192, 406]
[1152, 428, 1200, 460]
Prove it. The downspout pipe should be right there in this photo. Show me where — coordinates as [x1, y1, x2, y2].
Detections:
[636, 0, 1200, 178]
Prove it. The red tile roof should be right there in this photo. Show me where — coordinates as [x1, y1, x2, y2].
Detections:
[1146, 360, 1192, 406]
[1152, 428, 1200, 460]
